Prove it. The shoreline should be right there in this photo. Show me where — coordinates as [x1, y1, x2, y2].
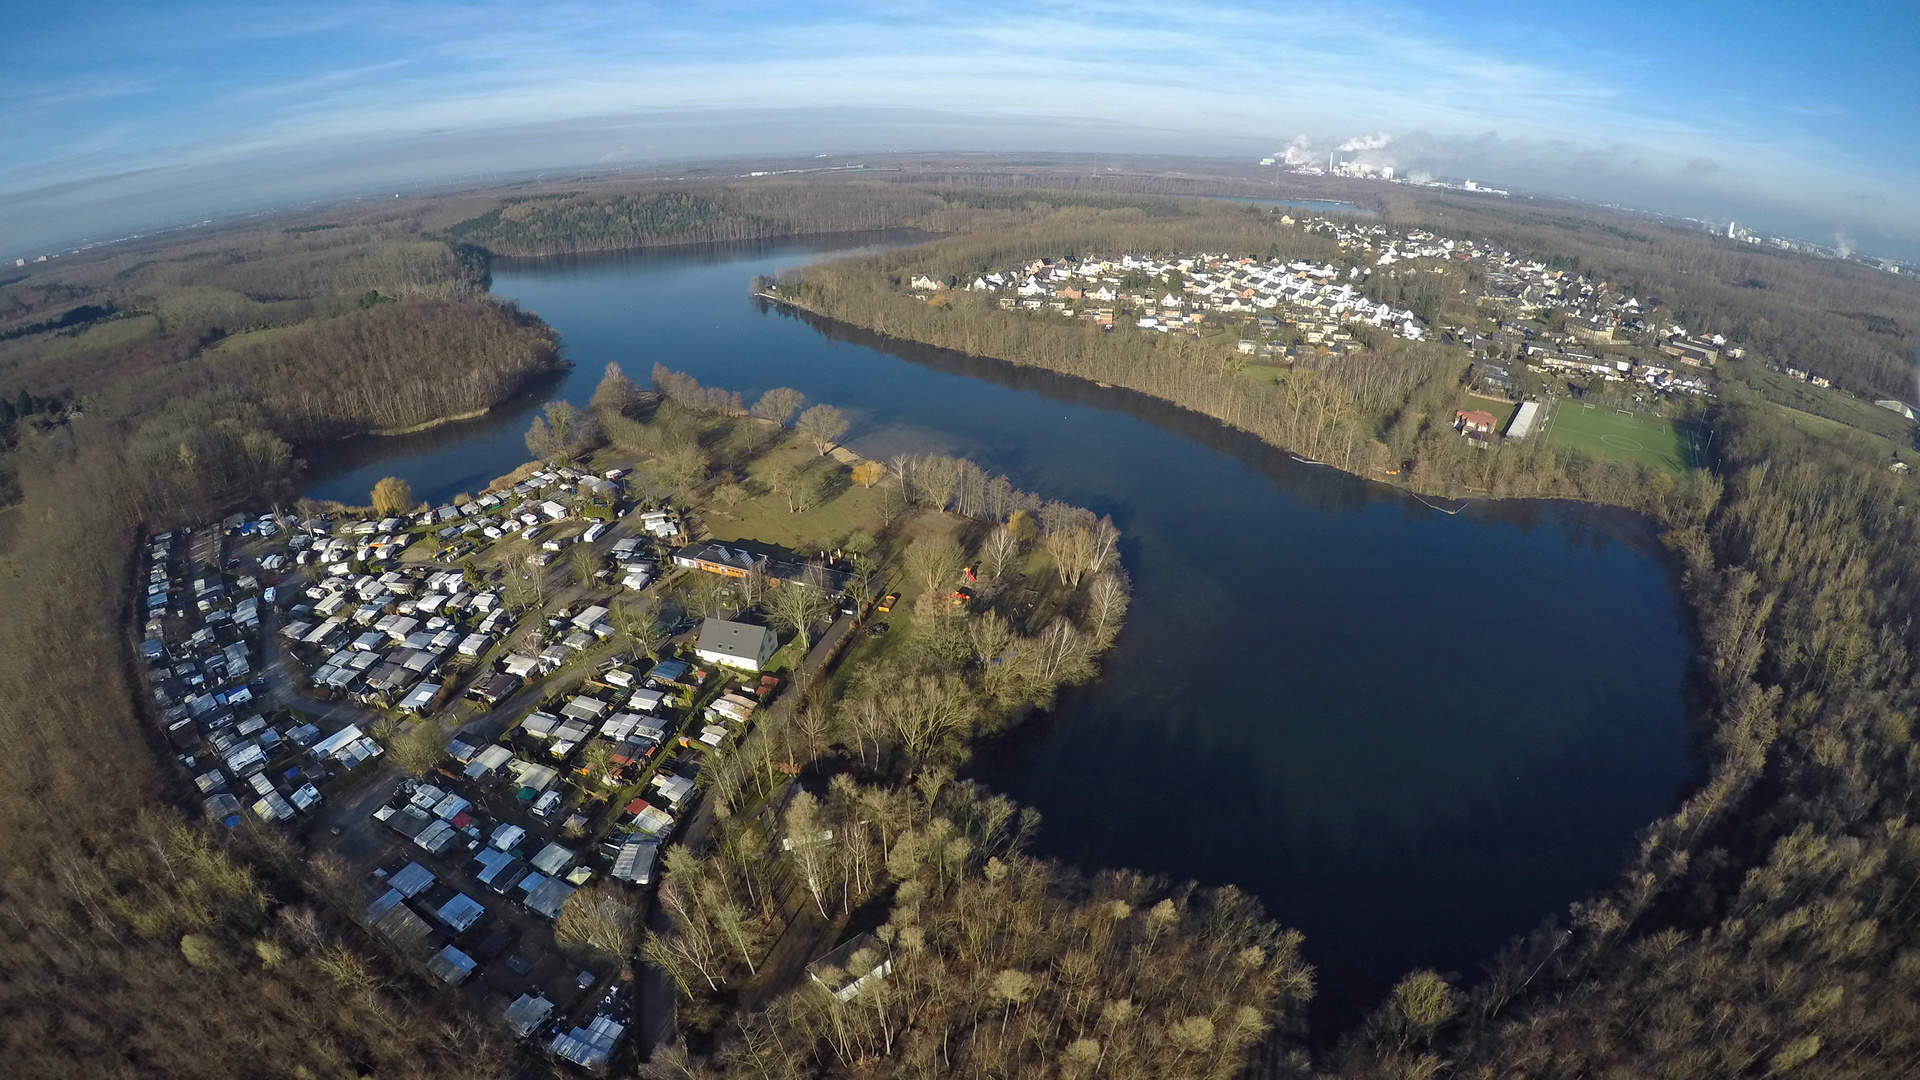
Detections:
[369, 406, 492, 437]
[759, 287, 1691, 631]
[756, 289, 1510, 509]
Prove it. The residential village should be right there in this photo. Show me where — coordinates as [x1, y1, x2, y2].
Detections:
[908, 215, 1753, 443]
[138, 458, 877, 1072]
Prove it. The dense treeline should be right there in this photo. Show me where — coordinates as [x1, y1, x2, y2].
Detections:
[656, 781, 1310, 1080]
[0, 219, 492, 404]
[0, 217, 557, 1078]
[440, 184, 954, 256]
[435, 182, 1271, 259]
[168, 298, 557, 440]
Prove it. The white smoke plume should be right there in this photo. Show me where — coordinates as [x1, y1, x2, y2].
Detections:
[1337, 132, 1393, 152]
[1835, 231, 1856, 258]
[1281, 133, 1315, 165]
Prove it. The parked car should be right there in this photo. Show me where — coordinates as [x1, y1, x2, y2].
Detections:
[876, 593, 899, 613]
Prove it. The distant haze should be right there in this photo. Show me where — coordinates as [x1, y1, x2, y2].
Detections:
[4, 2, 1918, 259]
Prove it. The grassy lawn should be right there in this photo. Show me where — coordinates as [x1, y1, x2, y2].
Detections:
[1541, 400, 1705, 476]
[706, 441, 889, 555]
[19, 313, 162, 367]
[1762, 401, 1918, 470]
[1238, 363, 1287, 387]
[206, 323, 303, 354]
[820, 510, 978, 694]
[1729, 360, 1915, 442]
[1464, 394, 1517, 432]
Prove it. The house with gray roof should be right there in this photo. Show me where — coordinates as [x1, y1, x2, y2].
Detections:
[694, 619, 779, 672]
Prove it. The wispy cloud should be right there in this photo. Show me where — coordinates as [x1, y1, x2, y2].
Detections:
[227, 59, 417, 104]
[1, 0, 1916, 254]
[1783, 103, 1847, 118]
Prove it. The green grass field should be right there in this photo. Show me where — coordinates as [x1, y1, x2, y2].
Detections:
[1541, 401, 1704, 476]
[1730, 360, 1916, 442]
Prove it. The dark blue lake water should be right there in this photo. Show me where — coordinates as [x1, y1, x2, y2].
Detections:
[306, 234, 1694, 1031]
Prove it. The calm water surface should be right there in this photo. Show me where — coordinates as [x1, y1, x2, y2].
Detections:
[306, 236, 1693, 1031]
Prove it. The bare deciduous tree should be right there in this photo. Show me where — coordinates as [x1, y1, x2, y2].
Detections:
[388, 721, 445, 778]
[796, 404, 848, 456]
[906, 534, 965, 597]
[784, 790, 838, 919]
[555, 885, 642, 959]
[1086, 570, 1132, 644]
[765, 573, 834, 657]
[590, 361, 645, 416]
[980, 524, 1022, 582]
[751, 387, 805, 427]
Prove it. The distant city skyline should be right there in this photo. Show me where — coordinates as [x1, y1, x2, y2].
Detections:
[5, 1, 1918, 259]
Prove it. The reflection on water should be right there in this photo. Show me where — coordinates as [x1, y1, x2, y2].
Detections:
[305, 235, 1693, 1033]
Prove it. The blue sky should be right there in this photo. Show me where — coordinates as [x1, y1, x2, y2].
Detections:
[4, 1, 1918, 257]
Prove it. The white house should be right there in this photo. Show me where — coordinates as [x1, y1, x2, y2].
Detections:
[694, 619, 779, 672]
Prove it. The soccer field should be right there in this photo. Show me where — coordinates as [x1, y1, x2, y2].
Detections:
[1540, 401, 1704, 476]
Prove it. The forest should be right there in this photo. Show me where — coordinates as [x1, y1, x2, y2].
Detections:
[0, 214, 557, 1078]
[436, 185, 953, 257]
[432, 181, 1297, 261]
[0, 174, 1918, 1077]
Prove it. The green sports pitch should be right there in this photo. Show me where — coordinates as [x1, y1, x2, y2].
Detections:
[1540, 401, 1705, 476]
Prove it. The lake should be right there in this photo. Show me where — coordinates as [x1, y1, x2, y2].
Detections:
[305, 234, 1693, 1031]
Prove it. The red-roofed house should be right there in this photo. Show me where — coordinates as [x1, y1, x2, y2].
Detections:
[1455, 409, 1497, 435]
